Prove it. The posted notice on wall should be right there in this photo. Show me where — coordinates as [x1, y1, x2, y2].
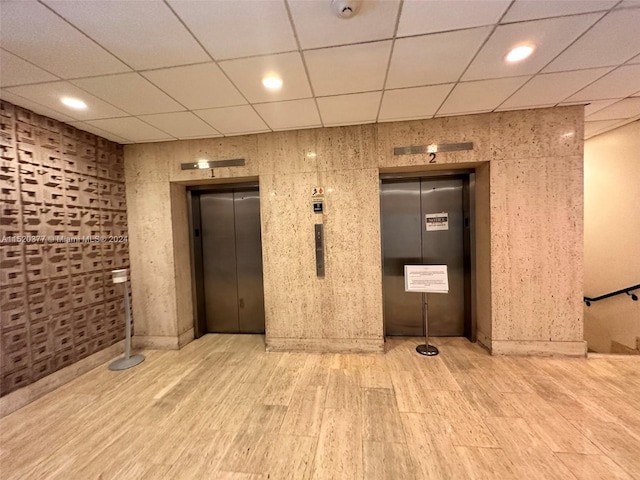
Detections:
[311, 187, 325, 206]
[404, 265, 449, 293]
[425, 212, 448, 231]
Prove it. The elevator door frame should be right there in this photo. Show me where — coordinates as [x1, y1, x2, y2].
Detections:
[379, 171, 476, 342]
[188, 182, 265, 338]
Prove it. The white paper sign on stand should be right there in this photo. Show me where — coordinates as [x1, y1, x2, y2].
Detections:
[404, 265, 449, 357]
[404, 265, 449, 293]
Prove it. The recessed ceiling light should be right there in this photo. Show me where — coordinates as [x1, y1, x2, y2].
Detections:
[61, 97, 87, 110]
[505, 45, 535, 63]
[262, 76, 283, 90]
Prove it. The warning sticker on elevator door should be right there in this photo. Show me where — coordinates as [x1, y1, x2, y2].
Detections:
[425, 213, 448, 231]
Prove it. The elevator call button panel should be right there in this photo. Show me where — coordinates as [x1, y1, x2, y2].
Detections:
[315, 224, 325, 277]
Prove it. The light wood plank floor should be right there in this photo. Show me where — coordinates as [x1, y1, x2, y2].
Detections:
[1, 335, 640, 480]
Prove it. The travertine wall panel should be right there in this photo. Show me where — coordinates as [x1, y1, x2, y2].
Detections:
[125, 105, 585, 356]
[489, 108, 584, 160]
[377, 114, 491, 167]
[320, 168, 383, 340]
[316, 125, 377, 172]
[170, 183, 193, 339]
[474, 162, 492, 348]
[173, 136, 259, 182]
[490, 156, 583, 343]
[258, 130, 318, 175]
[124, 180, 173, 337]
[260, 172, 323, 340]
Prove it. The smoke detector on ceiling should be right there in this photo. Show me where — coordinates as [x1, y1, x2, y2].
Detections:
[331, 0, 362, 19]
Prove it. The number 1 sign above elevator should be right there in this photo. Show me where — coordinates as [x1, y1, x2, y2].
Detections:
[425, 212, 448, 231]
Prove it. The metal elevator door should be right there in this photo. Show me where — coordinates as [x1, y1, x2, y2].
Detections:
[199, 188, 265, 334]
[381, 177, 469, 337]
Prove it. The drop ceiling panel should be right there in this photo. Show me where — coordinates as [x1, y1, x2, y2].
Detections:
[559, 98, 622, 116]
[317, 92, 382, 126]
[0, 0, 638, 143]
[0, 89, 76, 124]
[584, 119, 624, 137]
[304, 41, 392, 96]
[168, 0, 296, 60]
[288, 0, 400, 49]
[86, 117, 172, 142]
[72, 73, 184, 115]
[194, 106, 269, 135]
[438, 76, 530, 115]
[386, 27, 491, 89]
[138, 112, 221, 139]
[583, 98, 624, 115]
[0, 1, 129, 78]
[501, 0, 616, 23]
[586, 97, 640, 121]
[6, 81, 128, 120]
[565, 64, 640, 101]
[463, 14, 602, 81]
[43, 0, 209, 70]
[544, 8, 640, 72]
[220, 52, 312, 103]
[378, 84, 454, 122]
[254, 99, 321, 131]
[397, 0, 510, 37]
[499, 68, 612, 109]
[0, 50, 59, 87]
[67, 120, 131, 143]
[141, 63, 246, 110]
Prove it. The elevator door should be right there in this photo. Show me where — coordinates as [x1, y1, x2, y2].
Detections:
[381, 177, 468, 336]
[200, 189, 265, 334]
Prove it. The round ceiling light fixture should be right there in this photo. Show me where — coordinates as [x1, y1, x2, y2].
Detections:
[262, 76, 283, 90]
[60, 97, 87, 110]
[505, 44, 535, 63]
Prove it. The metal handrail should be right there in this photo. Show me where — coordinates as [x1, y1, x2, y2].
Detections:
[584, 284, 640, 306]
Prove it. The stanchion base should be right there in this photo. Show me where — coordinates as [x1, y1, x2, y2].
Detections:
[109, 354, 145, 371]
[416, 344, 439, 356]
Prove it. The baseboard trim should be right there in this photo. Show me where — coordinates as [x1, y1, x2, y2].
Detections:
[588, 352, 640, 359]
[609, 340, 640, 355]
[491, 340, 587, 357]
[266, 337, 384, 354]
[132, 335, 180, 350]
[178, 328, 195, 348]
[0, 341, 125, 418]
[476, 330, 492, 353]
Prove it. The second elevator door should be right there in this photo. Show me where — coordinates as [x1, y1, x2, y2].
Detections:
[382, 177, 467, 337]
[200, 189, 265, 334]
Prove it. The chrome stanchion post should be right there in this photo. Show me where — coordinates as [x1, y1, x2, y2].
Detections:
[416, 292, 439, 356]
[109, 269, 145, 371]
